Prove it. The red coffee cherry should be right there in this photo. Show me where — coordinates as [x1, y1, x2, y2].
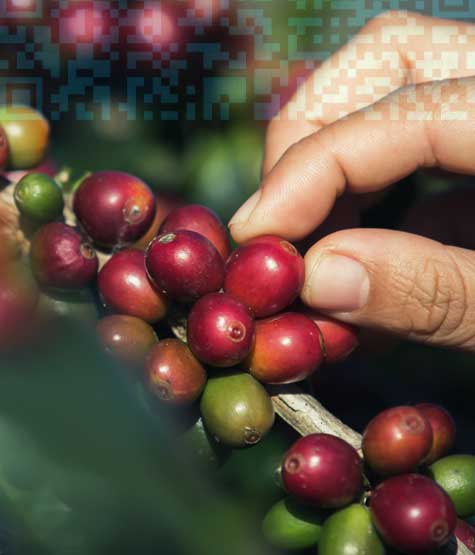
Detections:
[73, 171, 155, 248]
[98, 249, 167, 323]
[144, 338, 207, 405]
[416, 403, 456, 464]
[224, 235, 304, 317]
[305, 311, 358, 363]
[370, 474, 456, 552]
[160, 204, 230, 260]
[187, 292, 254, 367]
[145, 230, 224, 302]
[282, 433, 363, 508]
[362, 406, 433, 475]
[96, 315, 158, 369]
[30, 222, 98, 290]
[246, 312, 323, 384]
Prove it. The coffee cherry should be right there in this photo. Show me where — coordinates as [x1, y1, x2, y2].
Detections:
[455, 519, 475, 553]
[98, 249, 167, 324]
[200, 372, 274, 447]
[262, 497, 324, 550]
[370, 474, 456, 552]
[97, 315, 158, 369]
[0, 125, 9, 170]
[416, 403, 456, 464]
[0, 105, 49, 169]
[282, 434, 363, 508]
[187, 292, 254, 367]
[14, 173, 64, 224]
[160, 204, 230, 260]
[224, 235, 304, 317]
[246, 312, 323, 384]
[430, 455, 475, 517]
[362, 406, 433, 475]
[146, 230, 224, 302]
[318, 504, 385, 555]
[305, 310, 358, 363]
[144, 339, 207, 405]
[73, 171, 155, 248]
[30, 223, 98, 290]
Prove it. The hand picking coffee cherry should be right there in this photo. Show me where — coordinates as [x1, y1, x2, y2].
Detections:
[73, 171, 156, 248]
[281, 433, 363, 508]
[224, 235, 305, 317]
[362, 405, 433, 475]
[187, 292, 254, 367]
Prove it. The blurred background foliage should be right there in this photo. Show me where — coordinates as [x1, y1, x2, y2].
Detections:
[1, 0, 475, 554]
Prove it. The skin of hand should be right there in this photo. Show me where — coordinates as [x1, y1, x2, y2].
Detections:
[229, 10, 475, 351]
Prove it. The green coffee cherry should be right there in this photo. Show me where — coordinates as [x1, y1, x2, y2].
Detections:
[262, 497, 324, 550]
[14, 173, 64, 223]
[200, 372, 274, 448]
[430, 455, 475, 517]
[318, 504, 385, 555]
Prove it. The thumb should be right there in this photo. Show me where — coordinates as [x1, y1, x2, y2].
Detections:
[301, 228, 475, 350]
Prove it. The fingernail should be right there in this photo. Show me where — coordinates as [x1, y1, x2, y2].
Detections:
[305, 254, 370, 312]
[228, 190, 261, 229]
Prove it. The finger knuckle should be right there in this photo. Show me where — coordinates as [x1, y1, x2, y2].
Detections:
[391, 251, 469, 343]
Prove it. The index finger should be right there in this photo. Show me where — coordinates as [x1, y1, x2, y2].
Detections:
[230, 77, 475, 242]
[263, 10, 475, 175]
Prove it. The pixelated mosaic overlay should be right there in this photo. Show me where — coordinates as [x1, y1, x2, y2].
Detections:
[0, 1, 474, 121]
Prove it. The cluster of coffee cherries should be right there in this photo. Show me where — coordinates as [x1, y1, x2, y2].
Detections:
[0, 106, 358, 448]
[74, 174, 356, 448]
[264, 403, 475, 554]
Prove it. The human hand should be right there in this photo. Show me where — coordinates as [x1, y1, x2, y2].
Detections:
[229, 10, 475, 350]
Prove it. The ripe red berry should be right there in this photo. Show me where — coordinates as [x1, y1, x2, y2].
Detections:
[224, 235, 304, 317]
[144, 338, 207, 405]
[96, 315, 158, 369]
[282, 433, 363, 508]
[362, 406, 433, 475]
[455, 519, 475, 553]
[145, 230, 224, 302]
[98, 249, 167, 323]
[304, 310, 358, 363]
[246, 312, 323, 384]
[416, 403, 456, 464]
[73, 171, 155, 248]
[370, 474, 456, 552]
[30, 222, 98, 290]
[187, 292, 254, 367]
[160, 204, 230, 260]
